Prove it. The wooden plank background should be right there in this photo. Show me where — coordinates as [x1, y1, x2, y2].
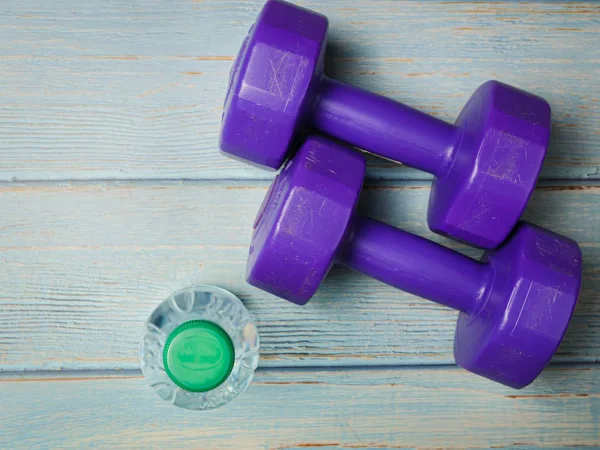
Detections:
[2, 367, 599, 449]
[1, 1, 599, 449]
[1, 182, 599, 372]
[0, 0, 599, 181]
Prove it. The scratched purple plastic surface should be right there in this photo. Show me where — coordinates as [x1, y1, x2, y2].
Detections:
[220, 0, 552, 249]
[247, 136, 582, 389]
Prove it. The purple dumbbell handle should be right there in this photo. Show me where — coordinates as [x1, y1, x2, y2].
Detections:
[314, 77, 456, 177]
[339, 215, 489, 314]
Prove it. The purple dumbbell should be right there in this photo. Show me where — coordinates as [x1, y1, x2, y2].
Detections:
[247, 136, 581, 389]
[221, 0, 552, 249]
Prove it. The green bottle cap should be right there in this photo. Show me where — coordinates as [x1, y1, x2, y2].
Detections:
[163, 320, 235, 393]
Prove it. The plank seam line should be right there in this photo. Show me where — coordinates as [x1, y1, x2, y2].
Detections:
[1, 361, 598, 379]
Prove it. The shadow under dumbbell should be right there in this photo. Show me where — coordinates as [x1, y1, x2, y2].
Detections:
[324, 40, 345, 80]
[511, 362, 599, 394]
[551, 251, 598, 364]
[543, 121, 565, 178]
[312, 264, 364, 309]
[540, 96, 588, 180]
[325, 30, 382, 82]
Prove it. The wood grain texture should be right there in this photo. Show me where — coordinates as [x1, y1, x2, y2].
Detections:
[1, 366, 599, 449]
[1, 181, 598, 371]
[1, 0, 599, 181]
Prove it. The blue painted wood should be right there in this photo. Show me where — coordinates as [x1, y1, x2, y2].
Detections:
[1, 1, 599, 446]
[1, 367, 599, 449]
[0, 0, 598, 181]
[0, 181, 598, 371]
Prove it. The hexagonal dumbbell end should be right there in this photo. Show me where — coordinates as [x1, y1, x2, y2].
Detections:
[220, 0, 328, 169]
[429, 81, 552, 249]
[455, 222, 582, 389]
[247, 136, 366, 305]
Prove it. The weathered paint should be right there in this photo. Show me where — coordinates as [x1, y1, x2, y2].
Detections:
[1, 367, 599, 449]
[1, 1, 599, 447]
[0, 181, 598, 371]
[0, 1, 598, 181]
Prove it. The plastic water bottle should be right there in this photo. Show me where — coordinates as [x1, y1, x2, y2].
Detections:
[140, 285, 259, 410]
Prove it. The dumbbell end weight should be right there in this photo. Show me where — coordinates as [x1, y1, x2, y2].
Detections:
[428, 80, 552, 249]
[248, 136, 582, 388]
[247, 135, 365, 305]
[455, 222, 582, 389]
[220, 0, 328, 170]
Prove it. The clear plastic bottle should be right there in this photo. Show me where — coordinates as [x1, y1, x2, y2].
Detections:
[140, 285, 259, 410]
